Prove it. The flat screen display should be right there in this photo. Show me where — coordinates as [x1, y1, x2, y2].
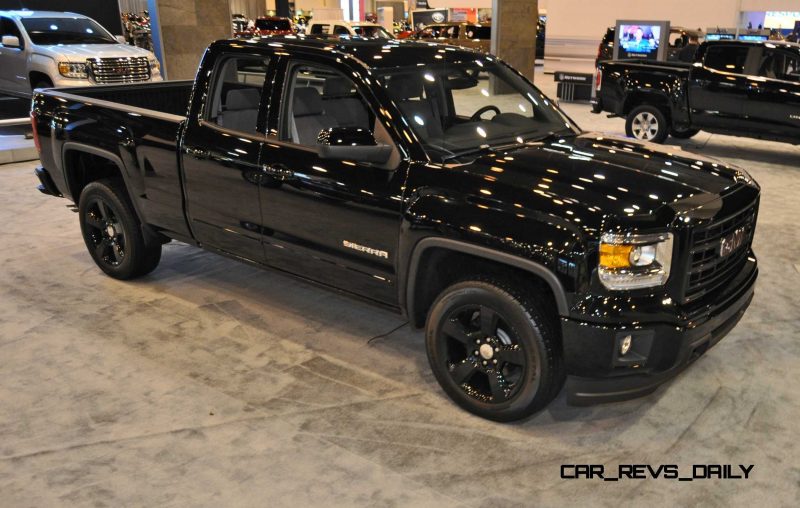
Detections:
[614, 20, 670, 61]
[737, 34, 769, 41]
[706, 33, 736, 41]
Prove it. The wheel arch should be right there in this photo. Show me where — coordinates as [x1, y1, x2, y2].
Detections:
[404, 238, 569, 329]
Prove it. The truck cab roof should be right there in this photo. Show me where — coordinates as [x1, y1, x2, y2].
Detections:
[217, 35, 483, 69]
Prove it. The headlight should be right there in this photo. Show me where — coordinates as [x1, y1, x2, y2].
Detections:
[149, 58, 160, 73]
[598, 232, 673, 290]
[58, 62, 88, 79]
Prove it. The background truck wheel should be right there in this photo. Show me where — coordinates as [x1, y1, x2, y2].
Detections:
[78, 178, 162, 280]
[670, 126, 700, 139]
[425, 277, 565, 422]
[626, 105, 669, 143]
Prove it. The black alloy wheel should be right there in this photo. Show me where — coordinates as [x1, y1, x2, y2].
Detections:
[83, 197, 127, 268]
[426, 278, 564, 421]
[78, 178, 162, 279]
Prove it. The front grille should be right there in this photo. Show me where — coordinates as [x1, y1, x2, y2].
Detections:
[682, 199, 758, 303]
[88, 57, 151, 84]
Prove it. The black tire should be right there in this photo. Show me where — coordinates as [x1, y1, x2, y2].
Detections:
[625, 104, 669, 143]
[425, 277, 565, 422]
[78, 178, 162, 280]
[670, 127, 700, 139]
[33, 79, 53, 90]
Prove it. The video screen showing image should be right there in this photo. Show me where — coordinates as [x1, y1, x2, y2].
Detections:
[618, 24, 661, 60]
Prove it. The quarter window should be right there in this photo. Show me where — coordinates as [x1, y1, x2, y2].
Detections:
[704, 45, 749, 74]
[204, 56, 269, 134]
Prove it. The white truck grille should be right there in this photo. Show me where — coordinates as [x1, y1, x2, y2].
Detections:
[87, 57, 151, 84]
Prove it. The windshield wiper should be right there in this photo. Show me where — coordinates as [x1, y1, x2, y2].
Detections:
[440, 145, 497, 163]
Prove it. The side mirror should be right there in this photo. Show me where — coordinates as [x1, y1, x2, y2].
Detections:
[115, 35, 128, 45]
[317, 127, 392, 165]
[1, 35, 20, 49]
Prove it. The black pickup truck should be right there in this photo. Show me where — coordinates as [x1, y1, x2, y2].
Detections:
[32, 37, 760, 421]
[593, 40, 800, 144]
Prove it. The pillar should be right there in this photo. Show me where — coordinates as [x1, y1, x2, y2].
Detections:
[490, 0, 538, 85]
[147, 0, 231, 80]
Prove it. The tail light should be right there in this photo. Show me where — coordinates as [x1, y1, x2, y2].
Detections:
[595, 68, 603, 92]
[30, 110, 42, 154]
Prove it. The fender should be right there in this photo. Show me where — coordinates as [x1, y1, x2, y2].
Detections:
[60, 142, 150, 231]
[405, 237, 570, 319]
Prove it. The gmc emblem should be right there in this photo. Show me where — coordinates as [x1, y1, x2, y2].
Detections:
[719, 227, 747, 257]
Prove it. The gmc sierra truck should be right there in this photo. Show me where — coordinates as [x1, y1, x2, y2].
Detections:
[32, 37, 759, 421]
[593, 40, 800, 144]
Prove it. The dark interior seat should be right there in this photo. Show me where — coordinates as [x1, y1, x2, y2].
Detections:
[385, 73, 443, 140]
[292, 87, 338, 145]
[323, 78, 369, 128]
[218, 88, 260, 132]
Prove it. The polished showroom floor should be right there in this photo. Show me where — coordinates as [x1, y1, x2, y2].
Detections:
[1, 78, 799, 506]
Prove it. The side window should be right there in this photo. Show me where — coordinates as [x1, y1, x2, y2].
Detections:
[333, 25, 349, 35]
[418, 27, 435, 39]
[445, 26, 459, 39]
[282, 63, 374, 147]
[1, 18, 24, 48]
[310, 24, 329, 35]
[204, 55, 269, 134]
[704, 45, 749, 74]
[758, 50, 800, 82]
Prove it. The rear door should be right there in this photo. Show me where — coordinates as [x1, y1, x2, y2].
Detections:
[181, 50, 274, 262]
[744, 45, 800, 140]
[688, 44, 752, 130]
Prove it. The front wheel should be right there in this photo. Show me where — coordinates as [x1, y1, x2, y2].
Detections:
[425, 278, 564, 422]
[625, 105, 669, 143]
[79, 178, 162, 280]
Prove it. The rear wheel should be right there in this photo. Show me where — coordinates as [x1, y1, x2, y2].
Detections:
[626, 105, 669, 143]
[425, 277, 564, 422]
[79, 178, 162, 279]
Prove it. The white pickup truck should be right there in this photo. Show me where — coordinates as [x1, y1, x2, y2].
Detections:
[0, 10, 161, 97]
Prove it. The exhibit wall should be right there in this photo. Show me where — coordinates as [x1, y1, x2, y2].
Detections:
[545, 0, 800, 73]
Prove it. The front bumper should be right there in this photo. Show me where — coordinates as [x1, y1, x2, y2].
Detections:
[562, 259, 757, 405]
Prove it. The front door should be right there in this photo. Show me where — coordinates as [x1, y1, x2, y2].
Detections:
[182, 52, 272, 262]
[0, 17, 29, 94]
[744, 46, 800, 141]
[258, 58, 408, 305]
[688, 44, 752, 130]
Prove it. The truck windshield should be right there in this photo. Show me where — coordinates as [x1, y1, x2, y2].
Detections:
[378, 58, 577, 161]
[21, 17, 116, 45]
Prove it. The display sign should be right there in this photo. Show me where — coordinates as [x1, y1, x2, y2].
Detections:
[410, 9, 448, 30]
[613, 20, 670, 61]
[738, 34, 769, 41]
[705, 33, 736, 41]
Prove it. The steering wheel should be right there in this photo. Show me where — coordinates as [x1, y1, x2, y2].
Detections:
[470, 105, 501, 122]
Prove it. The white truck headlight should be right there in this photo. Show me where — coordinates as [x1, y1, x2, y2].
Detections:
[58, 62, 88, 79]
[149, 58, 160, 73]
[598, 232, 673, 290]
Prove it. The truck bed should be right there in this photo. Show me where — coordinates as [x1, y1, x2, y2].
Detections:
[41, 80, 194, 118]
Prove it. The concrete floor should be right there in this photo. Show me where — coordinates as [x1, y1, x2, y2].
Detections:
[1, 79, 800, 506]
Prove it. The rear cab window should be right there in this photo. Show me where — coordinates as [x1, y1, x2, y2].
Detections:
[204, 55, 270, 135]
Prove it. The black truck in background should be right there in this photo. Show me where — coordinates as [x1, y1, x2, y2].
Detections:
[32, 37, 760, 421]
[592, 40, 800, 144]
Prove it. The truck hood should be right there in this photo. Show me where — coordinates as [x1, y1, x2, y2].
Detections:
[459, 132, 756, 231]
[35, 43, 154, 62]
